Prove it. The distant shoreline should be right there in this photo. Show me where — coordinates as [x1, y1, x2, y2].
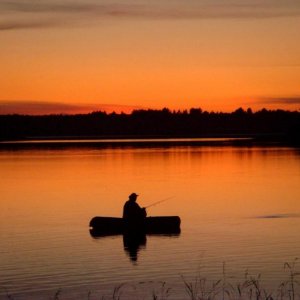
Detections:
[1, 108, 299, 146]
[0, 135, 299, 150]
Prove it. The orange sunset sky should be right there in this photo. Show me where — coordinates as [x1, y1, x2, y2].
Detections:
[0, 0, 300, 115]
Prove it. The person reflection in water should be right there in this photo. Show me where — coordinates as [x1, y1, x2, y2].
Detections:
[123, 193, 147, 222]
[123, 234, 147, 263]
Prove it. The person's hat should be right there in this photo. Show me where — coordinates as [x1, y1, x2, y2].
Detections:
[129, 193, 138, 199]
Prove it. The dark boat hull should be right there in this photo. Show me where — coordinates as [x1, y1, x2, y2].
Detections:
[89, 216, 181, 236]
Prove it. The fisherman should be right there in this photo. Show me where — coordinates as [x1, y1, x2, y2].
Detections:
[123, 193, 147, 221]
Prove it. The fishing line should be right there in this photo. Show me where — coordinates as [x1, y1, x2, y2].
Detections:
[144, 196, 174, 209]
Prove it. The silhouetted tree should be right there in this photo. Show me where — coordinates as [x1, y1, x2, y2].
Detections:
[0, 108, 299, 144]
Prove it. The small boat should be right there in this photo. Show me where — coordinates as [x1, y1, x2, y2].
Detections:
[89, 216, 181, 236]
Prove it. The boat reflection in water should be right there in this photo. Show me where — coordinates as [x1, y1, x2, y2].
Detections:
[90, 229, 180, 263]
[89, 216, 181, 263]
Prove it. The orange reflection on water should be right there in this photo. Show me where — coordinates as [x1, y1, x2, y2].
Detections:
[1, 144, 300, 298]
[1, 146, 299, 221]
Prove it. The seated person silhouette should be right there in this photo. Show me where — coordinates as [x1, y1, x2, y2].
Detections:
[123, 193, 147, 231]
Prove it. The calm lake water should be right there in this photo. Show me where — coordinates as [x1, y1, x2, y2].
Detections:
[1, 139, 300, 299]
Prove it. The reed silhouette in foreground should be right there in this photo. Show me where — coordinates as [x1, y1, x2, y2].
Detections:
[180, 260, 300, 300]
[2, 259, 299, 299]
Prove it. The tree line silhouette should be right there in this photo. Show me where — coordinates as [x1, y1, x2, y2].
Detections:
[0, 107, 299, 143]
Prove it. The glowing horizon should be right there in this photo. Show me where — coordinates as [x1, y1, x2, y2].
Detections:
[0, 0, 299, 114]
[1, 98, 300, 116]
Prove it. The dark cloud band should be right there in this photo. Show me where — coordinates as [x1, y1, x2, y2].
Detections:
[1, 0, 300, 30]
[257, 97, 300, 105]
[0, 100, 142, 115]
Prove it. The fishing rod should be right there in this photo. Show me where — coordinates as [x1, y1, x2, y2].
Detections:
[144, 196, 174, 209]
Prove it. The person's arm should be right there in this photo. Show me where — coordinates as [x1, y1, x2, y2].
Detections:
[141, 207, 147, 218]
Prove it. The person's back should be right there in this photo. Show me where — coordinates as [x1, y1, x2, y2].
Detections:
[123, 193, 146, 225]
